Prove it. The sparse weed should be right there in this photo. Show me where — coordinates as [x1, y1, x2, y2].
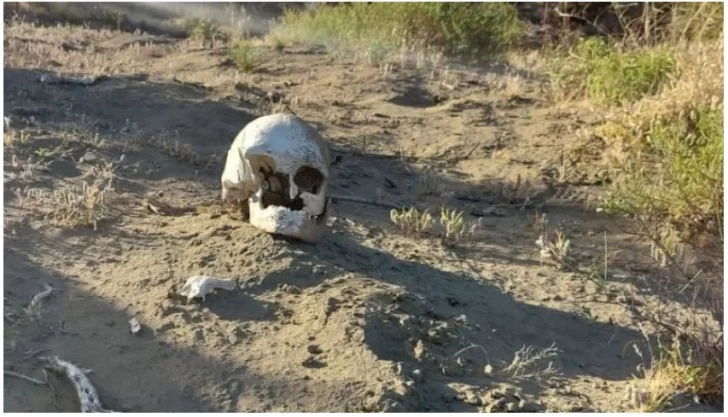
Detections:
[74, 115, 105, 147]
[4, 129, 30, 148]
[497, 175, 529, 205]
[390, 207, 434, 235]
[528, 210, 548, 233]
[33, 147, 62, 163]
[504, 343, 561, 380]
[420, 168, 441, 195]
[535, 229, 572, 270]
[11, 186, 45, 208]
[186, 18, 227, 48]
[440, 207, 465, 244]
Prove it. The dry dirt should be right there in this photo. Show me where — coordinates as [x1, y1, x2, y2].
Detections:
[3, 20, 720, 412]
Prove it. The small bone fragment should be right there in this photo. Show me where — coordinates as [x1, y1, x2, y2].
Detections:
[40, 356, 115, 413]
[179, 276, 237, 301]
[29, 284, 53, 310]
[128, 317, 141, 335]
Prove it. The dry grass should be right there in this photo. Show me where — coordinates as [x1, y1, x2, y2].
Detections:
[4, 128, 31, 148]
[10, 157, 118, 231]
[535, 229, 572, 270]
[504, 343, 561, 380]
[420, 168, 441, 196]
[48, 178, 111, 230]
[628, 333, 723, 412]
[116, 121, 222, 170]
[16, 180, 111, 231]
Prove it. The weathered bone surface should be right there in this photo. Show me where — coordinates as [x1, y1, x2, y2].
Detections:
[222, 113, 331, 243]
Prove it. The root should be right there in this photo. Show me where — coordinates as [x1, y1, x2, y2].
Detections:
[40, 356, 115, 413]
[4, 369, 47, 385]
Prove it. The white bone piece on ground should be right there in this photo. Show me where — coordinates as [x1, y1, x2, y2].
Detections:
[128, 317, 141, 335]
[179, 276, 237, 301]
[40, 356, 115, 413]
[29, 283, 53, 310]
[221, 113, 332, 243]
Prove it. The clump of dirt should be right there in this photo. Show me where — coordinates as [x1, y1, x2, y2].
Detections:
[3, 17, 720, 413]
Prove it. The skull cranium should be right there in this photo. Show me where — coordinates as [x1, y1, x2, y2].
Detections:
[221, 113, 331, 243]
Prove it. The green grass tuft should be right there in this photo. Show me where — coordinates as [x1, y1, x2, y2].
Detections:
[226, 42, 264, 72]
[547, 37, 678, 105]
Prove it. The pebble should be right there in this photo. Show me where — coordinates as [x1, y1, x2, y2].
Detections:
[483, 364, 494, 376]
[411, 369, 424, 382]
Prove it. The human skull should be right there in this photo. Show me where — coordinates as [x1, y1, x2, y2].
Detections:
[221, 113, 331, 243]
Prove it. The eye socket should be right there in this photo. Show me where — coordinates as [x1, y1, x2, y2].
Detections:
[293, 166, 324, 194]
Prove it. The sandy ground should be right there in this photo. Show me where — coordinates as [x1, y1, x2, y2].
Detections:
[3, 20, 721, 412]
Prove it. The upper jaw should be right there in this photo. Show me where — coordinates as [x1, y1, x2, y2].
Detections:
[248, 190, 330, 243]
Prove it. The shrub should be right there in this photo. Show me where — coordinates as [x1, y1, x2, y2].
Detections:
[602, 104, 723, 241]
[226, 42, 263, 72]
[547, 37, 678, 105]
[186, 18, 227, 48]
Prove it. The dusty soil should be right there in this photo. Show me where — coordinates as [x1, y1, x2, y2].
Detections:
[3, 20, 720, 412]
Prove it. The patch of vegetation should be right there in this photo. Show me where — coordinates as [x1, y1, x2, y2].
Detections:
[226, 42, 264, 72]
[390, 207, 434, 235]
[271, 2, 524, 59]
[547, 37, 677, 105]
[3, 128, 30, 148]
[185, 17, 227, 48]
[602, 104, 723, 241]
[541, 4, 723, 406]
[629, 336, 723, 412]
[440, 208, 466, 245]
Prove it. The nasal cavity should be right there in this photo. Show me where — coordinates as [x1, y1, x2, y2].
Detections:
[293, 166, 324, 194]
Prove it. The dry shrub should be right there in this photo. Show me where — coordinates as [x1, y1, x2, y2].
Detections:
[629, 335, 723, 411]
[46, 181, 109, 230]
